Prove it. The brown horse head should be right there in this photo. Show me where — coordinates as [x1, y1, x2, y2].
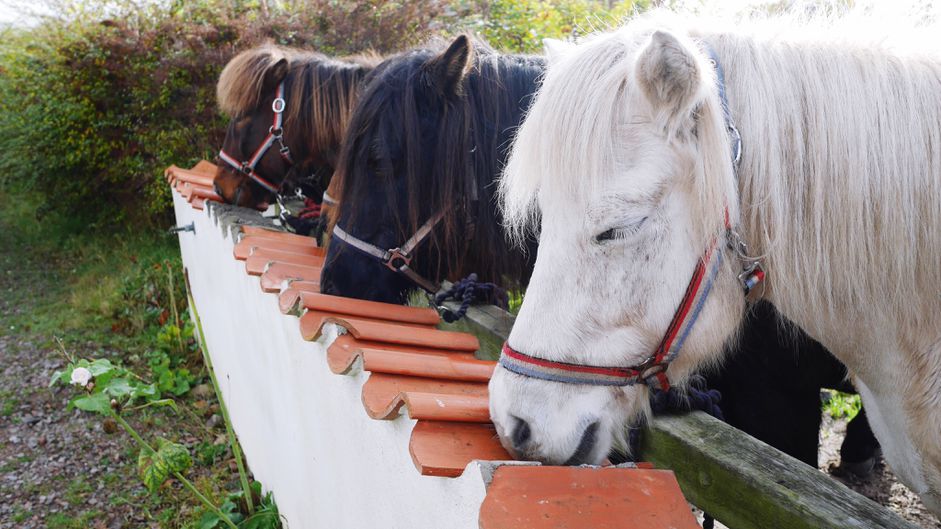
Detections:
[214, 44, 378, 209]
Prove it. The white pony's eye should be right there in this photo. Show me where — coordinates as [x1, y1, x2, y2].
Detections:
[594, 216, 647, 243]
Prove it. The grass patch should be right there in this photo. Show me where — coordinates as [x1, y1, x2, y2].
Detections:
[821, 389, 862, 420]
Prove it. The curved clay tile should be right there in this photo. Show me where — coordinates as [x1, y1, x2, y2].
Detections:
[260, 263, 322, 293]
[300, 311, 479, 351]
[191, 198, 206, 210]
[479, 466, 702, 529]
[361, 373, 490, 422]
[241, 226, 320, 246]
[192, 160, 218, 174]
[244, 251, 325, 276]
[290, 292, 440, 326]
[408, 421, 510, 477]
[327, 334, 494, 381]
[234, 236, 322, 260]
[186, 185, 222, 203]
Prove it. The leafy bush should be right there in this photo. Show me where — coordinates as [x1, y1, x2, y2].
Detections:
[457, 0, 647, 53]
[0, 0, 643, 227]
[0, 0, 451, 227]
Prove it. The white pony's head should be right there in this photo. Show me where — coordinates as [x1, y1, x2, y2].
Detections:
[491, 21, 747, 464]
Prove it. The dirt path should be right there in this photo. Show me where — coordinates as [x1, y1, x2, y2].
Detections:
[0, 220, 228, 528]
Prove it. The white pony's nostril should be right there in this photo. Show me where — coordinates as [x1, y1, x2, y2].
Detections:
[563, 421, 600, 466]
[510, 416, 531, 452]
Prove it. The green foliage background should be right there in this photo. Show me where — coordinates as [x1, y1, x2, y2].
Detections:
[0, 0, 643, 228]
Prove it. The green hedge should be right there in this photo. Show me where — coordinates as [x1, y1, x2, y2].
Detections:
[0, 1, 642, 228]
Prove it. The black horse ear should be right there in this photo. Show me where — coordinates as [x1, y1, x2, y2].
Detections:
[424, 35, 473, 97]
[262, 58, 289, 95]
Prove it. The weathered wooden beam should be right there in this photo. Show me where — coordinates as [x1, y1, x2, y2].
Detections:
[641, 412, 919, 529]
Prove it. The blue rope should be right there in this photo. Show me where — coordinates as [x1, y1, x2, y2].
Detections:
[433, 273, 507, 323]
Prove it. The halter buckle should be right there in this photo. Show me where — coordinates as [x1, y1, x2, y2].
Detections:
[239, 161, 253, 175]
[269, 126, 284, 138]
[385, 248, 412, 271]
[272, 97, 286, 113]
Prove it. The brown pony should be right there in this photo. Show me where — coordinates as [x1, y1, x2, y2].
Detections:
[214, 44, 378, 210]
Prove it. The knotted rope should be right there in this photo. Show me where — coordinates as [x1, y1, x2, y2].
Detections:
[433, 273, 507, 323]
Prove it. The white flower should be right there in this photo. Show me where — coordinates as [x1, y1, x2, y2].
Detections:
[70, 367, 92, 387]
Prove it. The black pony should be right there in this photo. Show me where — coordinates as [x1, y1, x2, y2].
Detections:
[214, 44, 376, 212]
[320, 36, 878, 473]
[321, 36, 542, 302]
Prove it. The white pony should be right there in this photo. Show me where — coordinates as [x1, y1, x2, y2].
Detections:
[490, 9, 941, 515]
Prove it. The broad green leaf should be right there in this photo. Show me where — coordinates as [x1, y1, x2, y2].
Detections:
[71, 393, 112, 415]
[86, 358, 116, 376]
[130, 383, 159, 401]
[197, 510, 223, 529]
[138, 447, 169, 494]
[103, 377, 134, 399]
[49, 370, 65, 387]
[155, 437, 192, 475]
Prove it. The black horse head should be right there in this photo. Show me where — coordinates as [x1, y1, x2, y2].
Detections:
[213, 44, 376, 209]
[320, 36, 544, 304]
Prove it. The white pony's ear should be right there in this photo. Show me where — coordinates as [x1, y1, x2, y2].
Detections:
[635, 30, 703, 130]
[543, 38, 575, 63]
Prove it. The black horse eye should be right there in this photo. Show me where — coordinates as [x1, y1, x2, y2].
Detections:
[595, 228, 619, 243]
[594, 217, 647, 244]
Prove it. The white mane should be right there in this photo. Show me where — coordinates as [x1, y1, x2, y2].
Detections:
[500, 7, 941, 344]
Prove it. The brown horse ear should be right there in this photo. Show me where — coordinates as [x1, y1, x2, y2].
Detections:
[262, 58, 289, 95]
[424, 35, 473, 97]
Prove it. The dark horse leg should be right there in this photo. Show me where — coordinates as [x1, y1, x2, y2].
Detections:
[704, 301, 880, 472]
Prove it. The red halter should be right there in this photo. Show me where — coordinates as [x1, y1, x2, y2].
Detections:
[219, 81, 294, 195]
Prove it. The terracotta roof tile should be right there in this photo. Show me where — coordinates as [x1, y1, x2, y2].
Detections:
[192, 160, 218, 174]
[277, 283, 321, 313]
[191, 197, 206, 210]
[234, 236, 322, 260]
[409, 421, 511, 477]
[245, 250, 325, 276]
[479, 466, 701, 529]
[327, 334, 494, 381]
[300, 311, 479, 351]
[259, 262, 322, 293]
[284, 292, 440, 325]
[172, 169, 215, 188]
[362, 373, 490, 422]
[240, 226, 319, 246]
[180, 183, 222, 203]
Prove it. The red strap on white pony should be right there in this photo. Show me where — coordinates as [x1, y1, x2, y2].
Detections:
[219, 81, 293, 194]
[500, 231, 725, 391]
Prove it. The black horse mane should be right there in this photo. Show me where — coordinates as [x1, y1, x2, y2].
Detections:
[332, 37, 544, 288]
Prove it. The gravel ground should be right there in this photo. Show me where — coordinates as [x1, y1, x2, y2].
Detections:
[0, 334, 138, 528]
[819, 413, 941, 529]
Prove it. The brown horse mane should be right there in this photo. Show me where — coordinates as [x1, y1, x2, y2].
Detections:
[216, 43, 380, 198]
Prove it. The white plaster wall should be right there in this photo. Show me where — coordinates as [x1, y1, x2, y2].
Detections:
[171, 193, 489, 529]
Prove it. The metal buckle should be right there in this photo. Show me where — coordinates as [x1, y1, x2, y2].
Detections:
[384, 248, 411, 271]
[269, 126, 284, 138]
[272, 97, 286, 113]
[240, 162, 253, 175]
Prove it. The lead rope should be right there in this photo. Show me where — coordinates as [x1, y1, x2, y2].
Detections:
[432, 273, 508, 323]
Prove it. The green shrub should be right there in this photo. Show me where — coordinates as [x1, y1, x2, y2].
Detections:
[457, 0, 647, 53]
[0, 1, 642, 227]
[0, 0, 449, 227]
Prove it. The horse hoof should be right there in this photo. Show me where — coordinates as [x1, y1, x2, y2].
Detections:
[839, 457, 878, 478]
